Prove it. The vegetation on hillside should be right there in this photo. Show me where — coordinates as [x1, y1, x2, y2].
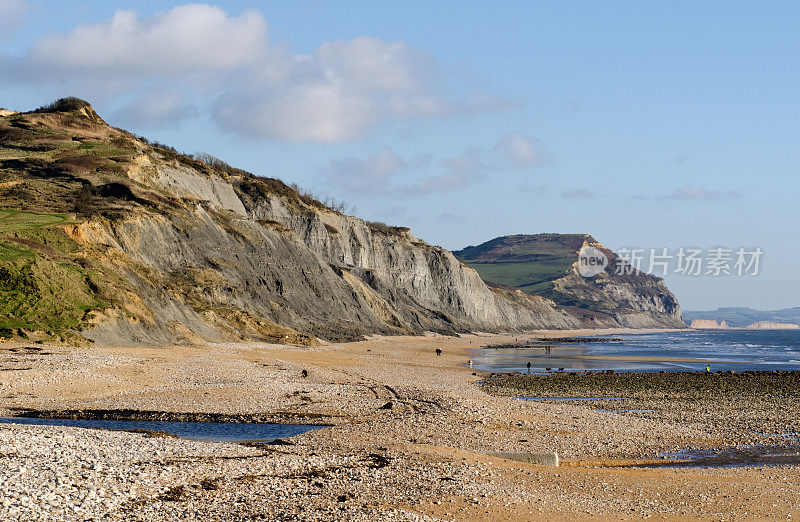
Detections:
[366, 221, 411, 236]
[0, 210, 112, 340]
[466, 259, 574, 294]
[453, 234, 585, 295]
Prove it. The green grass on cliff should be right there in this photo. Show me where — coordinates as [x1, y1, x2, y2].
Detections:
[0, 210, 75, 260]
[454, 234, 587, 295]
[0, 209, 73, 235]
[0, 209, 107, 339]
[465, 258, 574, 295]
[0, 258, 104, 335]
[76, 140, 136, 157]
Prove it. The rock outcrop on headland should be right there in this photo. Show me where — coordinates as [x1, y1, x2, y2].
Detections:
[690, 319, 730, 329]
[0, 98, 683, 345]
[455, 234, 685, 329]
[690, 319, 799, 330]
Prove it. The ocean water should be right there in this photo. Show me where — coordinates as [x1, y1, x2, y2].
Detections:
[473, 330, 800, 373]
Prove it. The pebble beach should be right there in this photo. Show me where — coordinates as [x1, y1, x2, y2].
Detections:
[2, 331, 800, 520]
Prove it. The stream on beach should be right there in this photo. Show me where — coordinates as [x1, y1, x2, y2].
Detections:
[474, 330, 800, 373]
[0, 417, 323, 443]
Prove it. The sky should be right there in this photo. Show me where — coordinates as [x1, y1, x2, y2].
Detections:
[1, 1, 798, 311]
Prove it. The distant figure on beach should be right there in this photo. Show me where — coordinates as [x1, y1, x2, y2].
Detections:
[706, 365, 711, 373]
[527, 361, 531, 374]
[435, 348, 442, 356]
[546, 345, 551, 354]
[468, 358, 473, 369]
[301, 369, 308, 378]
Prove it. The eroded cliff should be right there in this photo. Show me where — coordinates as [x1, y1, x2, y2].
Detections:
[0, 98, 681, 345]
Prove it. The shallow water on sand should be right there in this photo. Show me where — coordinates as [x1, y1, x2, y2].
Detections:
[0, 417, 324, 443]
[654, 445, 800, 468]
[516, 396, 630, 401]
[475, 330, 800, 373]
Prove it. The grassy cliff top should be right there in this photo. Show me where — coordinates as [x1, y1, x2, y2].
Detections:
[454, 233, 594, 263]
[0, 97, 355, 219]
[453, 234, 594, 294]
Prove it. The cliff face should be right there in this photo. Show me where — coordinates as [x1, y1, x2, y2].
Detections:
[455, 235, 685, 329]
[234, 191, 581, 335]
[0, 99, 681, 345]
[74, 189, 580, 345]
[1, 99, 585, 345]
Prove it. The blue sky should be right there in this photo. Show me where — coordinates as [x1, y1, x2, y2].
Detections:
[1, 1, 798, 310]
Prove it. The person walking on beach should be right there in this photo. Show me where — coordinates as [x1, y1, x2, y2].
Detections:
[527, 361, 531, 374]
[468, 358, 473, 369]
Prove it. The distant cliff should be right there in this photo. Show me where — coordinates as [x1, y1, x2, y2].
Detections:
[690, 319, 730, 329]
[683, 307, 800, 328]
[454, 234, 685, 329]
[744, 321, 799, 330]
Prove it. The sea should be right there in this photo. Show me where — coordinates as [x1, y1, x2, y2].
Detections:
[473, 330, 800, 373]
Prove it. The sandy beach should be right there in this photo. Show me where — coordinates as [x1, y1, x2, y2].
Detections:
[2, 331, 800, 520]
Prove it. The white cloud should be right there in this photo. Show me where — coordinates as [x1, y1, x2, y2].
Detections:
[493, 132, 544, 169]
[561, 188, 598, 200]
[399, 137, 541, 195]
[26, 5, 268, 77]
[0, 0, 31, 38]
[434, 212, 471, 225]
[443, 150, 488, 178]
[324, 133, 544, 197]
[519, 184, 550, 195]
[0, 4, 516, 141]
[661, 185, 741, 201]
[111, 89, 198, 128]
[629, 185, 742, 202]
[213, 36, 452, 142]
[327, 148, 406, 195]
[324, 147, 487, 197]
[400, 171, 471, 195]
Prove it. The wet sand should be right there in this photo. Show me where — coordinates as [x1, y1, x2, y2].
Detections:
[1, 330, 800, 520]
